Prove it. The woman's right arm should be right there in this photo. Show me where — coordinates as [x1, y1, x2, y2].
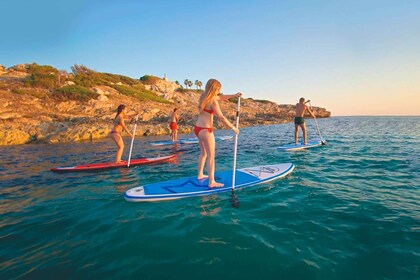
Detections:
[119, 116, 133, 137]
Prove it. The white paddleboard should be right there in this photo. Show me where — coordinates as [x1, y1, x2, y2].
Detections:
[277, 140, 323, 151]
[124, 163, 294, 202]
[150, 135, 233, 146]
[180, 135, 233, 144]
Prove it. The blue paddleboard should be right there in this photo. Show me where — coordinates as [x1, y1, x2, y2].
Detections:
[149, 139, 182, 146]
[124, 163, 294, 202]
[277, 140, 323, 151]
[149, 135, 233, 146]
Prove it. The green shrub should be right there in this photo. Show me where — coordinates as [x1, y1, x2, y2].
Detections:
[71, 64, 107, 87]
[254, 99, 275, 104]
[71, 64, 143, 88]
[113, 84, 171, 104]
[107, 74, 141, 86]
[12, 88, 48, 98]
[24, 63, 59, 88]
[246, 98, 274, 104]
[139, 75, 161, 85]
[53, 85, 98, 101]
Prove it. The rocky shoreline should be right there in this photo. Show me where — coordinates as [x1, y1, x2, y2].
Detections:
[0, 63, 331, 146]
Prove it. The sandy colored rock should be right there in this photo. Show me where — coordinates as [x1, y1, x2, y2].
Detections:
[0, 64, 331, 145]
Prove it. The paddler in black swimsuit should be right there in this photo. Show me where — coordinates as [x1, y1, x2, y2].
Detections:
[294, 97, 315, 145]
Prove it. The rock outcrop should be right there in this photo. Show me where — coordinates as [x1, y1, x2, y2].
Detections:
[0, 63, 331, 145]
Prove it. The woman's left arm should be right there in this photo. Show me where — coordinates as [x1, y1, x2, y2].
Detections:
[125, 108, 139, 119]
[212, 99, 238, 134]
[217, 92, 242, 101]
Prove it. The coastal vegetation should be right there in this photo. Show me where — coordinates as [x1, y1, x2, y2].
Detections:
[53, 85, 99, 102]
[3, 63, 171, 104]
[24, 65, 57, 88]
[0, 62, 331, 145]
[71, 64, 139, 87]
[112, 84, 171, 104]
[139, 75, 161, 85]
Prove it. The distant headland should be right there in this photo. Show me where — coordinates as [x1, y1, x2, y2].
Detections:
[0, 63, 330, 146]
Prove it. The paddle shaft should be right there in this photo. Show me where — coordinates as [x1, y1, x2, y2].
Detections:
[232, 97, 241, 190]
[309, 102, 324, 143]
[127, 114, 139, 167]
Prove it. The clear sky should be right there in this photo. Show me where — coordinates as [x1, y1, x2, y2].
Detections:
[1, 0, 419, 116]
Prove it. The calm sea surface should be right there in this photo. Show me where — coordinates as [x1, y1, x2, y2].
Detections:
[1, 117, 419, 279]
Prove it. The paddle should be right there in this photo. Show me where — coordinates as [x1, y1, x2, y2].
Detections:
[127, 114, 139, 167]
[230, 97, 241, 208]
[308, 101, 326, 145]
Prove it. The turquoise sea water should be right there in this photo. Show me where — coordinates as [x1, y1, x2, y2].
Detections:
[1, 116, 419, 279]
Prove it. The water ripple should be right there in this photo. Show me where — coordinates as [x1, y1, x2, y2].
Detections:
[0, 117, 419, 279]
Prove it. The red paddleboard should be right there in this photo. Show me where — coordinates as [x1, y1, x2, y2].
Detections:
[50, 154, 176, 172]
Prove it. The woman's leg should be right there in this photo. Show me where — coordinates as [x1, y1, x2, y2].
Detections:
[111, 133, 124, 163]
[201, 130, 222, 187]
[197, 136, 207, 179]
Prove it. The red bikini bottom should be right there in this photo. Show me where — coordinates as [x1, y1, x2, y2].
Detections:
[194, 126, 213, 137]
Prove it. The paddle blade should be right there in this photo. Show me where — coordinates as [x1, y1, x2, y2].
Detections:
[230, 190, 240, 208]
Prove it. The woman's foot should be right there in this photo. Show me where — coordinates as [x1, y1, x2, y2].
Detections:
[208, 182, 224, 188]
[197, 175, 209, 180]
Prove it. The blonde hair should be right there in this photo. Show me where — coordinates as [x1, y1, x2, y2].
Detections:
[198, 79, 221, 112]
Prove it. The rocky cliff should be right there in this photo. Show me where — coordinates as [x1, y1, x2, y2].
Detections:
[0, 63, 331, 146]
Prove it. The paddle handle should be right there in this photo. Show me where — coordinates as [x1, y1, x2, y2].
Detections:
[309, 102, 324, 143]
[232, 97, 241, 190]
[127, 114, 139, 167]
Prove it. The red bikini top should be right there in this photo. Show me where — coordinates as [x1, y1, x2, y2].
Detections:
[203, 108, 214, 114]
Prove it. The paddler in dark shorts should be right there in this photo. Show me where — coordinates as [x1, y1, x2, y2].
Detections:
[169, 108, 179, 142]
[295, 97, 315, 145]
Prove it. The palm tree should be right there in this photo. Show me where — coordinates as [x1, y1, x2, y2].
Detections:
[184, 79, 189, 89]
[188, 80, 193, 89]
[197, 80, 202, 89]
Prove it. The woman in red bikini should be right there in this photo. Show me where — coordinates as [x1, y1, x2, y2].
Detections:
[110, 104, 134, 163]
[195, 79, 241, 188]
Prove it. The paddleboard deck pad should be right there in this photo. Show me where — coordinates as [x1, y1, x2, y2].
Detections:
[277, 140, 323, 151]
[51, 154, 176, 172]
[150, 135, 233, 146]
[124, 163, 294, 202]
